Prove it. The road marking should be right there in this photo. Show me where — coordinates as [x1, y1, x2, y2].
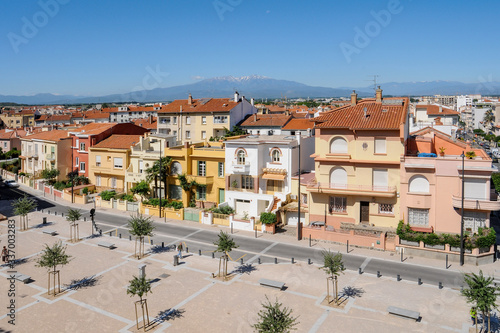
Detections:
[308, 309, 330, 333]
[360, 257, 371, 271]
[246, 242, 278, 263]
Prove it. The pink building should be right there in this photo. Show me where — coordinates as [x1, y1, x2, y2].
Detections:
[400, 127, 499, 235]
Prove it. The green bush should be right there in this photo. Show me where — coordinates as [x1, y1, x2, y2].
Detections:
[260, 212, 277, 225]
[210, 206, 235, 215]
[121, 194, 135, 202]
[100, 190, 116, 201]
[82, 187, 89, 195]
[143, 198, 183, 209]
[12, 166, 19, 174]
[492, 173, 500, 192]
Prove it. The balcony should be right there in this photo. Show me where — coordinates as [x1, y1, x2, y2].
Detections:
[231, 162, 250, 173]
[126, 171, 144, 183]
[306, 181, 397, 198]
[46, 154, 55, 161]
[192, 175, 214, 185]
[451, 195, 500, 211]
[228, 186, 255, 193]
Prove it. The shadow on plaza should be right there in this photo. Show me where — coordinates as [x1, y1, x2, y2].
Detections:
[65, 275, 101, 290]
[340, 286, 365, 299]
[232, 263, 257, 275]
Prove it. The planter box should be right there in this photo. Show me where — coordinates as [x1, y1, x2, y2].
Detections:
[479, 247, 491, 254]
[400, 239, 419, 247]
[424, 243, 445, 250]
[263, 223, 276, 234]
[450, 247, 472, 254]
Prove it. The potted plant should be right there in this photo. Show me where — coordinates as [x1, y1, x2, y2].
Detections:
[231, 180, 238, 188]
[260, 212, 277, 234]
[438, 147, 446, 156]
[465, 151, 476, 159]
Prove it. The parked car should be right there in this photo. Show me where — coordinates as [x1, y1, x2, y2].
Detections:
[4, 180, 20, 188]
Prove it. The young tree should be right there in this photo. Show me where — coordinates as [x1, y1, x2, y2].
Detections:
[130, 180, 151, 202]
[36, 241, 71, 295]
[461, 270, 500, 332]
[321, 250, 345, 304]
[66, 208, 82, 242]
[213, 231, 238, 278]
[128, 214, 155, 259]
[11, 194, 37, 230]
[127, 274, 152, 331]
[40, 168, 60, 185]
[252, 296, 299, 333]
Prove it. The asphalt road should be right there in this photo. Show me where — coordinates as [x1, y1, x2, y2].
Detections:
[1, 185, 467, 289]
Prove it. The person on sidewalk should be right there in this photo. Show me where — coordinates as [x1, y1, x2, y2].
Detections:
[470, 307, 477, 326]
[1, 246, 8, 264]
[177, 242, 183, 259]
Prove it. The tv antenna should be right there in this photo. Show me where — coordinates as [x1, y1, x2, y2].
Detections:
[366, 75, 380, 97]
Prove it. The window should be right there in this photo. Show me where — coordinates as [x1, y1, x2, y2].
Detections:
[186, 116, 191, 125]
[408, 208, 429, 227]
[169, 185, 182, 200]
[202, 116, 206, 125]
[241, 175, 254, 189]
[95, 155, 101, 167]
[80, 162, 85, 172]
[372, 169, 388, 189]
[76, 139, 79, 147]
[214, 116, 228, 124]
[3, 142, 6, 148]
[237, 150, 246, 165]
[198, 161, 206, 176]
[75, 157, 79, 167]
[197, 186, 207, 200]
[111, 177, 117, 189]
[139, 160, 144, 173]
[173, 130, 177, 137]
[329, 196, 347, 213]
[464, 179, 487, 200]
[171, 161, 182, 175]
[96, 175, 101, 186]
[379, 203, 393, 214]
[267, 180, 283, 192]
[374, 138, 386, 154]
[408, 175, 429, 193]
[202, 131, 206, 139]
[330, 167, 347, 187]
[173, 116, 177, 125]
[186, 131, 191, 139]
[114, 157, 123, 169]
[271, 149, 280, 162]
[218, 162, 224, 178]
[330, 137, 348, 153]
[300, 193, 308, 205]
[80, 142, 85, 151]
[463, 212, 487, 233]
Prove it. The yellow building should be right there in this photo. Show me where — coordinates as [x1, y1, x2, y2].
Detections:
[166, 141, 226, 208]
[89, 135, 142, 192]
[0, 111, 35, 129]
[306, 90, 409, 229]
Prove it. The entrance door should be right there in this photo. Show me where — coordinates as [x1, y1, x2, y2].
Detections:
[235, 199, 251, 216]
[360, 201, 369, 223]
[218, 188, 225, 203]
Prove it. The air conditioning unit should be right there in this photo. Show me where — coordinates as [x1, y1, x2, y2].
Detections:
[290, 195, 297, 200]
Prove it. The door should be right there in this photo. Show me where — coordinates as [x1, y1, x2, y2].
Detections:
[360, 201, 369, 223]
[235, 199, 251, 216]
[218, 188, 225, 203]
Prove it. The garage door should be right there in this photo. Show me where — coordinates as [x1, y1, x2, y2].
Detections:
[235, 199, 251, 215]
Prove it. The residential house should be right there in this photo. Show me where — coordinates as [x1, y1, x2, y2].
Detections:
[281, 118, 315, 136]
[0, 110, 35, 128]
[157, 92, 257, 143]
[0, 128, 27, 151]
[305, 90, 409, 230]
[240, 113, 292, 135]
[410, 103, 460, 137]
[44, 114, 72, 126]
[89, 135, 142, 192]
[102, 105, 158, 123]
[132, 116, 157, 134]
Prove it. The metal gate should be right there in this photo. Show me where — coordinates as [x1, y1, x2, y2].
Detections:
[127, 201, 138, 212]
[184, 208, 200, 222]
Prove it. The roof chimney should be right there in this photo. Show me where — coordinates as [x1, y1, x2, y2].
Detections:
[253, 113, 257, 122]
[234, 91, 239, 103]
[251, 98, 255, 106]
[376, 86, 382, 103]
[351, 90, 358, 106]
[439, 106, 443, 113]
[188, 93, 193, 105]
[363, 107, 367, 118]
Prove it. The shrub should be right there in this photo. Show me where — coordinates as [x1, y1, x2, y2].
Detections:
[82, 187, 89, 195]
[210, 206, 235, 215]
[260, 212, 277, 225]
[53, 181, 67, 191]
[100, 190, 116, 201]
[121, 194, 135, 202]
[12, 166, 19, 174]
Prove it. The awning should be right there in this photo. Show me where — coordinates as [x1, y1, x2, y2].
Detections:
[262, 173, 286, 180]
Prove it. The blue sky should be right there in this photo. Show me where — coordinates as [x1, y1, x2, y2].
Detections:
[1, 0, 499, 96]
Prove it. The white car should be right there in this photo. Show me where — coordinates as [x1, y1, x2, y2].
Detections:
[4, 180, 20, 188]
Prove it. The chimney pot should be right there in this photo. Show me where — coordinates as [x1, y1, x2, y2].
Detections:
[351, 90, 358, 106]
[234, 91, 239, 103]
[188, 93, 193, 105]
[253, 113, 257, 122]
[376, 87, 383, 103]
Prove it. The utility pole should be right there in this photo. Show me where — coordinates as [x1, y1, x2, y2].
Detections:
[71, 144, 74, 203]
[460, 151, 465, 266]
[297, 133, 302, 241]
[159, 144, 162, 218]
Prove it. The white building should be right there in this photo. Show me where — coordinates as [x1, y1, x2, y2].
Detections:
[223, 134, 314, 219]
[457, 95, 473, 110]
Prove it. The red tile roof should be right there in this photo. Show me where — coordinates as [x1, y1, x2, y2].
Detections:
[132, 117, 157, 129]
[24, 130, 70, 142]
[314, 97, 409, 130]
[84, 111, 109, 119]
[91, 135, 141, 149]
[416, 104, 459, 116]
[47, 114, 71, 122]
[158, 98, 239, 114]
[70, 122, 117, 136]
[240, 114, 291, 127]
[281, 118, 314, 130]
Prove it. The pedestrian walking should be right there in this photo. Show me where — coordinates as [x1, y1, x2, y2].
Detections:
[470, 307, 477, 326]
[1, 246, 8, 264]
[177, 242, 183, 259]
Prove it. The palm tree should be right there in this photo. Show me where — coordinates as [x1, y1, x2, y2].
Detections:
[145, 156, 172, 199]
[11, 194, 37, 230]
[127, 275, 152, 331]
[66, 208, 82, 242]
[128, 214, 155, 259]
[461, 270, 500, 333]
[36, 241, 71, 295]
[252, 296, 299, 333]
[213, 231, 238, 278]
[321, 250, 345, 304]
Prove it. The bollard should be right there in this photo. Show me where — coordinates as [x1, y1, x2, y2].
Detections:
[439, 282, 443, 289]
[445, 254, 448, 269]
[308, 258, 311, 265]
[99, 229, 102, 236]
[84, 217, 86, 222]
[240, 258, 244, 265]
[186, 247, 188, 253]
[129, 235, 132, 241]
[401, 250, 404, 262]
[358, 268, 362, 275]
[418, 278, 422, 285]
[162, 242, 165, 248]
[151, 239, 153, 245]
[377, 271, 381, 278]
[231, 223, 233, 234]
[258, 257, 261, 264]
[119, 234, 121, 239]
[109, 232, 112, 237]
[274, 258, 278, 264]
[212, 252, 215, 259]
[61, 213, 64, 217]
[173, 255, 179, 266]
[397, 274, 401, 281]
[347, 240, 349, 253]
[255, 228, 257, 238]
[291, 257, 294, 264]
[199, 250, 201, 256]
[309, 235, 311, 247]
[43, 217, 47, 224]
[55, 212, 57, 216]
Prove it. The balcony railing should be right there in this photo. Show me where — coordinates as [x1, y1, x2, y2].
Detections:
[46, 154, 55, 161]
[228, 186, 254, 193]
[192, 175, 214, 185]
[231, 162, 250, 173]
[307, 181, 397, 197]
[451, 195, 500, 211]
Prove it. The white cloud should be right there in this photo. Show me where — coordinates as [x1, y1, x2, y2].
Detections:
[191, 75, 204, 81]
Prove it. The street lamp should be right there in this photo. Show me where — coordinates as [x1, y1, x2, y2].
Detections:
[159, 143, 162, 218]
[297, 134, 302, 241]
[460, 151, 465, 266]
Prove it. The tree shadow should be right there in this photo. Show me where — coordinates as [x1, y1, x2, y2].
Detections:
[484, 312, 500, 332]
[32, 222, 54, 229]
[153, 308, 185, 323]
[84, 234, 102, 240]
[340, 286, 365, 298]
[232, 263, 257, 275]
[151, 244, 175, 254]
[8, 257, 30, 267]
[65, 275, 101, 290]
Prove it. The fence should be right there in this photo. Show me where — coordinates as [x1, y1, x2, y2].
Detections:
[184, 208, 201, 222]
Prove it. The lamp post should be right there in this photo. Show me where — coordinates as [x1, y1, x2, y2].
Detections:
[297, 134, 302, 241]
[159, 144, 162, 218]
[460, 151, 465, 266]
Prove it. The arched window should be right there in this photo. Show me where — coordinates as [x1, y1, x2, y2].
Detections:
[330, 137, 348, 153]
[409, 175, 429, 193]
[330, 167, 347, 187]
[170, 161, 182, 175]
[237, 150, 246, 165]
[271, 149, 280, 162]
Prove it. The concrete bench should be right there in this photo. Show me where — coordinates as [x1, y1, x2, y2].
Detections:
[97, 241, 115, 249]
[387, 306, 420, 321]
[13, 273, 31, 283]
[259, 278, 285, 290]
[42, 229, 57, 236]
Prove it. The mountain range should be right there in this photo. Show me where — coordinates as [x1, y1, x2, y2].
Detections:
[2, 75, 500, 105]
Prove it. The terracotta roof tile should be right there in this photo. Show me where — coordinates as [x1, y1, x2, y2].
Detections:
[23, 130, 70, 142]
[416, 104, 459, 116]
[281, 118, 314, 130]
[132, 117, 157, 129]
[91, 135, 141, 149]
[158, 98, 239, 114]
[240, 114, 292, 127]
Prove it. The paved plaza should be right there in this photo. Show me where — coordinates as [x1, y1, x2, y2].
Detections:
[0, 210, 492, 333]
